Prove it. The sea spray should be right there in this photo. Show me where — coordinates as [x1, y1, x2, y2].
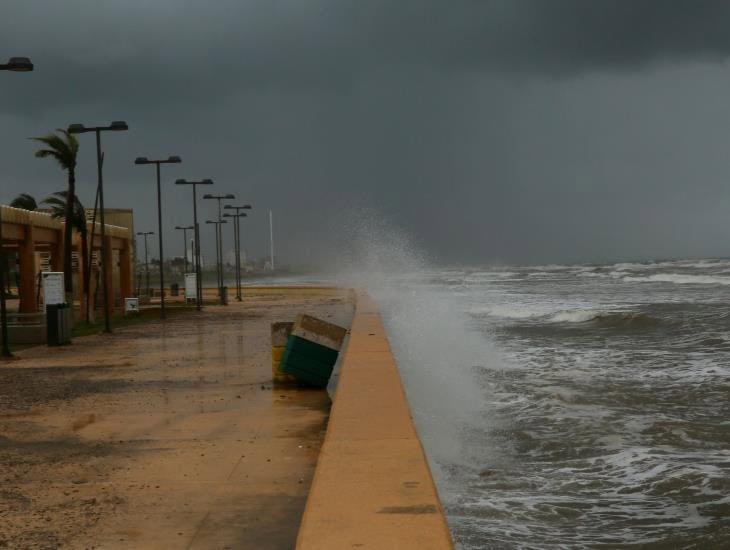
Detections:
[328, 211, 508, 484]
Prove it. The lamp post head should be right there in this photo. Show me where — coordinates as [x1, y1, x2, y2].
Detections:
[243, 204, 252, 209]
[110, 120, 128, 131]
[5, 57, 33, 71]
[67, 123, 86, 134]
[175, 178, 187, 185]
[224, 194, 235, 199]
[202, 179, 213, 185]
[167, 155, 181, 163]
[202, 194, 213, 199]
[134, 156, 149, 165]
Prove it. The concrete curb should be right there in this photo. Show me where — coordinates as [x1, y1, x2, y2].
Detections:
[296, 291, 454, 549]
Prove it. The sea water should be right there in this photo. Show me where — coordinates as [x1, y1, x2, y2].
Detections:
[246, 249, 730, 547]
[373, 259, 730, 549]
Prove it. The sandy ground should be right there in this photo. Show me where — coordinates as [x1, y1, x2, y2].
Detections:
[0, 289, 353, 549]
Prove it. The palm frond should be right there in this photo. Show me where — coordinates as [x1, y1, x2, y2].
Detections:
[30, 131, 78, 170]
[9, 193, 38, 211]
[42, 191, 86, 231]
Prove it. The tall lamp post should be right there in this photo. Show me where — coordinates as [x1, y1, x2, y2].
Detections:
[174, 225, 194, 275]
[205, 220, 227, 303]
[137, 231, 154, 297]
[134, 156, 181, 320]
[0, 56, 33, 358]
[68, 120, 128, 334]
[223, 204, 252, 301]
[175, 179, 213, 309]
[203, 194, 234, 304]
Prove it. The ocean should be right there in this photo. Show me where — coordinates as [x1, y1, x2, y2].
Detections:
[372, 258, 730, 549]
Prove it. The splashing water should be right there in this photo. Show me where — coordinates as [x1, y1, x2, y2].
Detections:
[293, 214, 730, 548]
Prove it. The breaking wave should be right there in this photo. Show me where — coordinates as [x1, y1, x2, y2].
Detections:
[623, 273, 730, 285]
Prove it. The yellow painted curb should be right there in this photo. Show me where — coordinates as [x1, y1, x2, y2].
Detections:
[296, 291, 454, 549]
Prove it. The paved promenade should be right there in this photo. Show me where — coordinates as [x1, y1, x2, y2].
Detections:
[0, 288, 353, 549]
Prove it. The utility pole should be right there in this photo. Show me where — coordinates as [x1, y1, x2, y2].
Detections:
[269, 209, 275, 271]
[137, 231, 154, 297]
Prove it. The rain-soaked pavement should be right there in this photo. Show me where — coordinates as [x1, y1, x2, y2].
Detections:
[0, 289, 353, 549]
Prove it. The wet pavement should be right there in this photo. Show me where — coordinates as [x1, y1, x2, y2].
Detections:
[0, 289, 353, 549]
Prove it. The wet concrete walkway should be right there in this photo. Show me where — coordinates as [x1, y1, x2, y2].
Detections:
[0, 289, 353, 549]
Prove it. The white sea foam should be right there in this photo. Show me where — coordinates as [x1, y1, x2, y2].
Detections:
[549, 309, 606, 323]
[623, 273, 730, 285]
[468, 304, 553, 320]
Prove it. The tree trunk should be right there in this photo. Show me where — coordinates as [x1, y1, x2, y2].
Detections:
[63, 169, 75, 303]
[80, 226, 90, 322]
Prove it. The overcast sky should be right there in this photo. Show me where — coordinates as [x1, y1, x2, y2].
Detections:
[4, 1, 730, 266]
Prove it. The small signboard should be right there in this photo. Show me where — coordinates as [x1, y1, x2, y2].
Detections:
[185, 273, 197, 301]
[124, 297, 140, 314]
[42, 272, 65, 306]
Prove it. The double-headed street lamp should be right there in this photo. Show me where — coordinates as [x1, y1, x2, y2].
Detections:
[0, 56, 34, 358]
[175, 179, 213, 309]
[223, 204, 252, 301]
[203, 194, 234, 304]
[174, 225, 194, 275]
[134, 155, 181, 319]
[205, 220, 228, 304]
[68, 121, 129, 334]
[136, 231, 154, 297]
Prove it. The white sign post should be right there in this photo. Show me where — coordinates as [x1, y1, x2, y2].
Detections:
[185, 273, 197, 303]
[42, 272, 66, 306]
[124, 298, 140, 315]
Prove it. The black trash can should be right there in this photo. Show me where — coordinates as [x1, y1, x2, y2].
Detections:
[170, 283, 179, 297]
[46, 303, 71, 346]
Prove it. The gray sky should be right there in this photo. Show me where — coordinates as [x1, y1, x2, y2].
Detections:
[3, 1, 730, 266]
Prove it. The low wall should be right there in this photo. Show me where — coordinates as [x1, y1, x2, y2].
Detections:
[296, 291, 453, 549]
[8, 323, 46, 345]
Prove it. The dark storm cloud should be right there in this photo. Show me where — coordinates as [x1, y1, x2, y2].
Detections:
[4, 1, 730, 265]
[5, 0, 730, 115]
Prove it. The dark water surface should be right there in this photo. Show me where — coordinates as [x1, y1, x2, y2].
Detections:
[376, 259, 730, 549]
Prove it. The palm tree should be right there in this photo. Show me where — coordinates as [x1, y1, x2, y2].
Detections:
[31, 130, 79, 301]
[9, 193, 38, 211]
[43, 191, 91, 321]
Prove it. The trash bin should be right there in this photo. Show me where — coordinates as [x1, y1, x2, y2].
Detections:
[220, 286, 228, 305]
[170, 283, 179, 297]
[46, 303, 72, 346]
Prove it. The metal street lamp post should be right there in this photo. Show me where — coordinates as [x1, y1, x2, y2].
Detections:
[174, 225, 194, 275]
[205, 220, 227, 303]
[203, 194, 234, 304]
[68, 121, 129, 333]
[137, 231, 154, 297]
[0, 56, 34, 358]
[175, 179, 213, 309]
[223, 204, 252, 301]
[134, 155, 181, 320]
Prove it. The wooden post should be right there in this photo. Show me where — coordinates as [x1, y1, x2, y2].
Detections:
[18, 225, 37, 313]
[50, 234, 63, 272]
[103, 235, 114, 316]
[119, 240, 133, 300]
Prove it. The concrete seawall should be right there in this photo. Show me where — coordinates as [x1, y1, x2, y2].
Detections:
[297, 291, 454, 549]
